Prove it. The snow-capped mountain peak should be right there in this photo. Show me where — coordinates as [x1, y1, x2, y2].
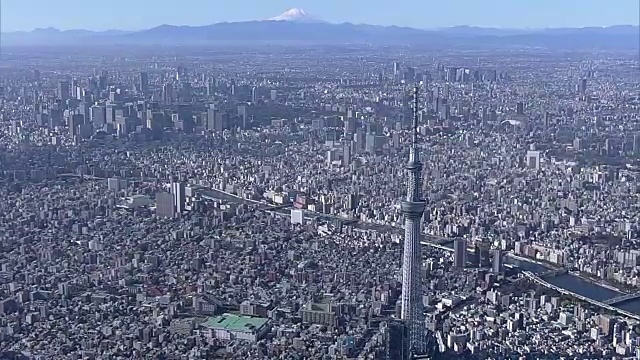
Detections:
[268, 8, 324, 23]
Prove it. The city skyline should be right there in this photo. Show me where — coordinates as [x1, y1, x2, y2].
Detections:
[1, 0, 639, 32]
[1, 2, 640, 356]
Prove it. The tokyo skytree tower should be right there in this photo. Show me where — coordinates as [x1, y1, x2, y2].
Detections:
[400, 85, 427, 358]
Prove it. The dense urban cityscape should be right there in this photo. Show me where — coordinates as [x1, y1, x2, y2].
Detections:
[0, 4, 640, 360]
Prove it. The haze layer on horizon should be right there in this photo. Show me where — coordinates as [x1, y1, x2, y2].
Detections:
[2, 0, 638, 32]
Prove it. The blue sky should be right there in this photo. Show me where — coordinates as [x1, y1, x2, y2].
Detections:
[1, 0, 638, 32]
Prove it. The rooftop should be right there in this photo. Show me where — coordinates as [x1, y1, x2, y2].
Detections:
[304, 302, 333, 313]
[202, 313, 269, 333]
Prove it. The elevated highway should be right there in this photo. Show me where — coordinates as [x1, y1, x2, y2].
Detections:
[60, 173, 459, 245]
[421, 241, 453, 252]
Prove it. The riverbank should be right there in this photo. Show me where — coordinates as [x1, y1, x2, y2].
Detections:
[505, 251, 557, 269]
[506, 252, 628, 295]
[569, 271, 629, 294]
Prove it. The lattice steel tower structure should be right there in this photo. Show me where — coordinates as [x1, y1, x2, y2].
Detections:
[400, 86, 427, 358]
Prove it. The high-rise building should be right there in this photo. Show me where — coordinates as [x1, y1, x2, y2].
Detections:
[206, 108, 217, 131]
[171, 182, 186, 214]
[147, 112, 164, 139]
[156, 192, 175, 218]
[477, 243, 491, 268]
[207, 79, 216, 96]
[238, 105, 248, 129]
[251, 86, 258, 103]
[343, 144, 351, 166]
[181, 82, 192, 102]
[526, 150, 541, 170]
[162, 83, 173, 104]
[97, 74, 108, 90]
[516, 101, 524, 115]
[105, 105, 116, 124]
[598, 315, 615, 337]
[453, 238, 466, 268]
[579, 78, 587, 96]
[355, 128, 365, 152]
[573, 138, 583, 151]
[382, 319, 408, 360]
[446, 67, 458, 82]
[58, 81, 70, 101]
[492, 249, 503, 273]
[347, 193, 359, 211]
[400, 86, 427, 358]
[90, 105, 106, 127]
[403, 67, 415, 82]
[68, 114, 84, 137]
[214, 112, 228, 132]
[604, 138, 613, 156]
[139, 72, 149, 95]
[544, 111, 553, 128]
[344, 117, 356, 136]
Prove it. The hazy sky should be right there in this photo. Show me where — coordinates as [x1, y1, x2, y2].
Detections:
[1, 0, 638, 32]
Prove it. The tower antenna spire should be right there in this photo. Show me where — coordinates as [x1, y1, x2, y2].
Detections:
[412, 85, 419, 147]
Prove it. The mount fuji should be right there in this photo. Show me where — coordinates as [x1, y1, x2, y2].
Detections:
[268, 8, 326, 23]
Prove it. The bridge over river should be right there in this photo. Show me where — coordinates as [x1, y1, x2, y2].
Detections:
[523, 271, 640, 321]
[603, 292, 640, 306]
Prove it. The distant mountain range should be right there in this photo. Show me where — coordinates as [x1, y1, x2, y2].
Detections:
[1, 8, 638, 49]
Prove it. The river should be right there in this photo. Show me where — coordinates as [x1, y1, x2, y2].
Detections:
[505, 256, 640, 313]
